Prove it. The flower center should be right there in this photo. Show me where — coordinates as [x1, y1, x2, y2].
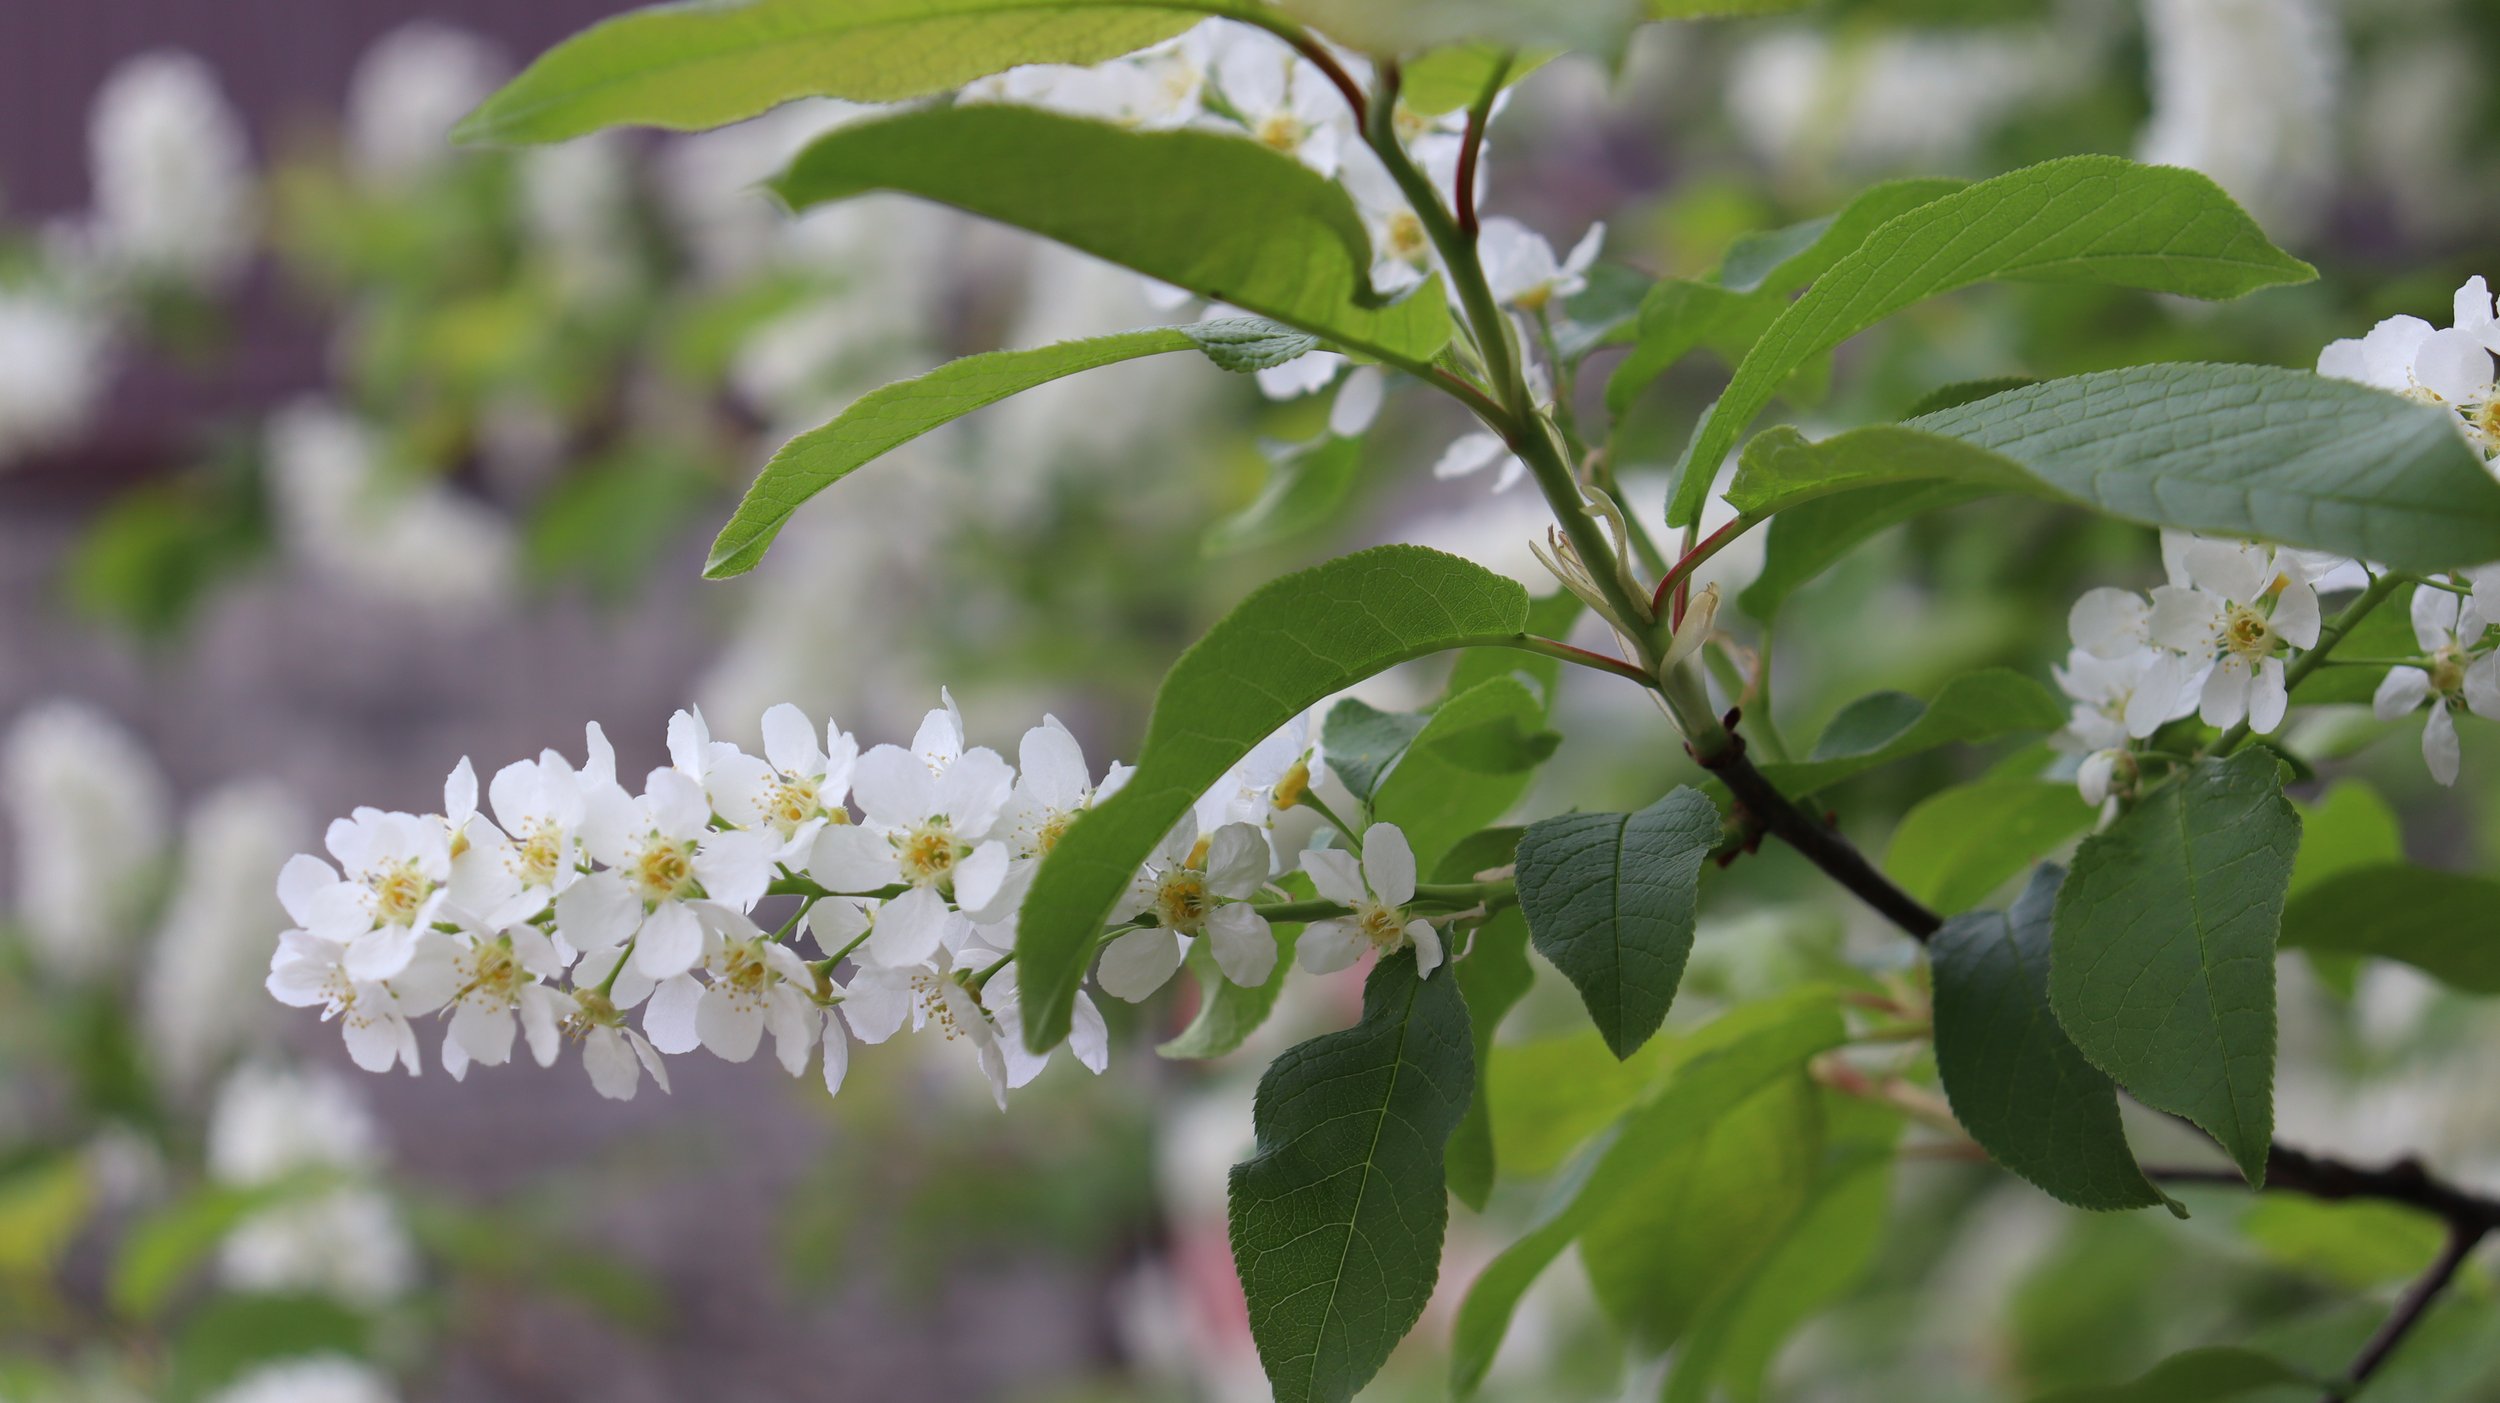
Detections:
[629, 838, 697, 903]
[895, 819, 962, 886]
[2222, 604, 2277, 661]
[1513, 282, 1555, 313]
[1270, 760, 1310, 811]
[763, 775, 822, 837]
[1386, 211, 1428, 262]
[719, 942, 773, 1006]
[515, 823, 565, 887]
[368, 860, 432, 926]
[1154, 871, 1210, 934]
[459, 940, 526, 1005]
[1035, 809, 1077, 856]
[1357, 900, 1408, 952]
[2471, 400, 2500, 453]
[1255, 111, 1305, 153]
[2432, 644, 2468, 696]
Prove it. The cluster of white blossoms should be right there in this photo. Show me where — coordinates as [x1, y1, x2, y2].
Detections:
[268, 694, 1455, 1109]
[2052, 277, 2500, 795]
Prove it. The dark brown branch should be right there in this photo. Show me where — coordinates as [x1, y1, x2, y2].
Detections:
[1692, 716, 1943, 939]
[2327, 1222, 2488, 1399]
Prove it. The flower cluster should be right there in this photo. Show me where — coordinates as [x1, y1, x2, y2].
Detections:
[2318, 275, 2500, 462]
[267, 694, 1460, 1109]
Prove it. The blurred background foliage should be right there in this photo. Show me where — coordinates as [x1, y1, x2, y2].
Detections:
[3, 0, 2500, 1399]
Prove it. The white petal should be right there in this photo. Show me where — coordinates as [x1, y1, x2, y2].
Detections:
[2361, 315, 2436, 390]
[2069, 588, 2149, 658]
[867, 885, 951, 967]
[343, 925, 420, 983]
[1070, 991, 1110, 1075]
[766, 988, 814, 1076]
[633, 902, 704, 979]
[343, 1012, 412, 1075]
[2316, 337, 2368, 382]
[952, 841, 1011, 917]
[2077, 750, 2118, 806]
[643, 974, 704, 1054]
[1408, 921, 1444, 979]
[2248, 656, 2289, 734]
[1327, 365, 1385, 437]
[851, 745, 937, 826]
[1431, 431, 1506, 480]
[2271, 578, 2320, 650]
[693, 828, 778, 912]
[810, 823, 901, 892]
[1204, 823, 1271, 898]
[2201, 657, 2251, 729]
[821, 1016, 850, 1097]
[450, 1001, 515, 1067]
[2123, 652, 2186, 739]
[696, 986, 766, 1062]
[1018, 722, 1092, 810]
[1297, 921, 1366, 975]
[1207, 905, 1276, 987]
[2466, 653, 2500, 722]
[583, 1027, 639, 1100]
[937, 748, 1017, 838]
[276, 854, 341, 929]
[1097, 927, 1185, 1002]
[2148, 586, 2224, 652]
[555, 871, 642, 956]
[760, 703, 823, 776]
[444, 757, 478, 826]
[2374, 667, 2433, 721]
[519, 986, 563, 1066]
[2424, 704, 2462, 787]
[2185, 538, 2270, 605]
[1301, 848, 1366, 906]
[667, 707, 713, 779]
[1361, 824, 1417, 908]
[629, 1029, 671, 1093]
[645, 768, 713, 840]
[2412, 582, 2463, 650]
[838, 970, 912, 1044]
[2413, 328, 2495, 405]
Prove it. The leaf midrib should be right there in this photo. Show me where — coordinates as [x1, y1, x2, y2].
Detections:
[1300, 969, 1420, 1401]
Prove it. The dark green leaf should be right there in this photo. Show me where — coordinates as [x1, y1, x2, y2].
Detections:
[1738, 479, 1994, 621]
[1017, 545, 1528, 1050]
[2279, 865, 2500, 994]
[706, 326, 1195, 577]
[1446, 589, 1580, 702]
[457, 0, 1255, 143]
[1514, 788, 1720, 1059]
[2051, 749, 2299, 1184]
[772, 106, 1453, 363]
[1887, 778, 2096, 915]
[1372, 677, 1553, 870]
[1932, 866, 2170, 1211]
[168, 1294, 372, 1403]
[1669, 157, 2315, 525]
[1448, 994, 1846, 1397]
[2024, 1347, 2314, 1403]
[1763, 669, 2067, 793]
[1228, 952, 1474, 1403]
[1322, 698, 1432, 806]
[1904, 375, 2041, 417]
[1439, 829, 1532, 1211]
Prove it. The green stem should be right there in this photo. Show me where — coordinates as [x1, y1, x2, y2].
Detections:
[1251, 879, 1517, 925]
[1294, 787, 1367, 852]
[1461, 632, 1656, 688]
[2210, 572, 2404, 758]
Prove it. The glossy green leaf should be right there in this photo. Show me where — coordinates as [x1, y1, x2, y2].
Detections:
[773, 105, 1453, 364]
[1439, 828, 1533, 1211]
[1017, 545, 1528, 1050]
[1448, 995, 1846, 1397]
[1228, 951, 1474, 1403]
[1887, 778, 2096, 915]
[1904, 375, 2042, 417]
[1446, 589, 1581, 702]
[706, 326, 1193, 576]
[1514, 788, 1720, 1059]
[457, 0, 1253, 143]
[1764, 669, 2066, 793]
[1579, 1074, 1821, 1348]
[1372, 678, 1555, 871]
[2024, 1347, 2314, 1403]
[1932, 866, 2170, 1212]
[1205, 434, 1365, 556]
[1605, 178, 1966, 414]
[1739, 479, 1994, 621]
[2279, 865, 2500, 995]
[1669, 157, 2315, 525]
[2051, 749, 2299, 1184]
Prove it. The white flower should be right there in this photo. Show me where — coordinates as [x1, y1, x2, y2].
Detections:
[265, 399, 517, 611]
[707, 702, 859, 861]
[203, 1356, 399, 1403]
[208, 1063, 383, 1181]
[0, 699, 170, 981]
[806, 696, 1019, 943]
[1479, 217, 1603, 314]
[2371, 583, 2500, 786]
[2147, 536, 2326, 733]
[642, 908, 826, 1074]
[345, 23, 505, 185]
[206, 1067, 413, 1310]
[86, 50, 255, 285]
[2318, 277, 2500, 458]
[565, 989, 673, 1101]
[279, 808, 451, 983]
[438, 918, 572, 1081]
[566, 765, 780, 980]
[0, 287, 111, 465]
[2137, 0, 2339, 238]
[1432, 430, 1527, 493]
[1297, 824, 1443, 978]
[1101, 817, 1276, 999]
[265, 926, 456, 1074]
[449, 748, 589, 920]
[990, 716, 1132, 917]
[1192, 710, 1332, 866]
[142, 782, 306, 1084]
[1212, 36, 1349, 175]
[1338, 137, 1451, 295]
[219, 1187, 415, 1310]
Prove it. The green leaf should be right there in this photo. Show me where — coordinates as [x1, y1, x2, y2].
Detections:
[456, 0, 1251, 143]
[0, 1156, 91, 1280]
[1184, 316, 1323, 373]
[1887, 778, 2096, 915]
[1322, 698, 1433, 806]
[1485, 1029, 1662, 1178]
[1578, 1073, 1821, 1348]
[1932, 866, 2170, 1212]
[1017, 545, 1528, 1051]
[2024, 1347, 2315, 1403]
[1398, 44, 1554, 115]
[1763, 669, 2066, 793]
[1668, 156, 2315, 525]
[772, 105, 1453, 364]
[167, 1293, 372, 1403]
[1371, 677, 1555, 871]
[1605, 178, 1966, 414]
[706, 326, 1194, 577]
[2239, 1196, 2445, 1290]
[1448, 994, 1846, 1397]
[1228, 951, 1474, 1403]
[1447, 589, 1580, 701]
[2279, 865, 2500, 995]
[112, 1175, 332, 1319]
[1514, 788, 1720, 1059]
[1439, 829, 1533, 1211]
[1160, 890, 1308, 1060]
[1738, 479, 1994, 621]
[1649, 0, 1812, 14]
[1205, 434, 1366, 557]
[2283, 782, 2401, 995]
[2050, 748, 2299, 1185]
[1904, 374, 2042, 417]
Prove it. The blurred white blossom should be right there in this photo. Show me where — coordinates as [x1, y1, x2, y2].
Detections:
[1, 699, 171, 981]
[86, 49, 256, 285]
[345, 23, 506, 185]
[2138, 0, 2341, 239]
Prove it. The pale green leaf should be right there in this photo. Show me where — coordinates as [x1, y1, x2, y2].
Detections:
[1398, 44, 1554, 115]
[1762, 668, 2067, 793]
[772, 105, 1453, 364]
[1185, 316, 1322, 373]
[1205, 434, 1365, 557]
[2279, 865, 2500, 995]
[1669, 157, 2315, 525]
[1485, 1028, 1661, 1178]
[1514, 788, 1720, 1059]
[1016, 545, 1528, 1050]
[706, 326, 1194, 577]
[1738, 479, 1993, 621]
[1372, 678, 1556, 871]
[1228, 951, 1474, 1403]
[1887, 778, 2095, 914]
[1322, 698, 1431, 805]
[2050, 748, 2299, 1184]
[1932, 866, 2170, 1211]
[457, 0, 1253, 144]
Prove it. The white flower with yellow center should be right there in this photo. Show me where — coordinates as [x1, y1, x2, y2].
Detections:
[2372, 583, 2500, 786]
[807, 697, 1018, 959]
[447, 749, 589, 925]
[560, 766, 780, 980]
[1297, 823, 1444, 978]
[265, 925, 456, 1075]
[1099, 817, 1276, 999]
[1480, 217, 1604, 315]
[561, 988, 672, 1102]
[2147, 536, 2325, 733]
[2318, 277, 2500, 460]
[708, 702, 859, 862]
[1211, 36, 1349, 175]
[280, 808, 452, 984]
[438, 917, 570, 1081]
[643, 904, 826, 1073]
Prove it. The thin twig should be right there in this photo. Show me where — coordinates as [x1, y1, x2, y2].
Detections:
[1694, 713, 1943, 938]
[1454, 54, 1513, 242]
[2331, 1222, 2489, 1400]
